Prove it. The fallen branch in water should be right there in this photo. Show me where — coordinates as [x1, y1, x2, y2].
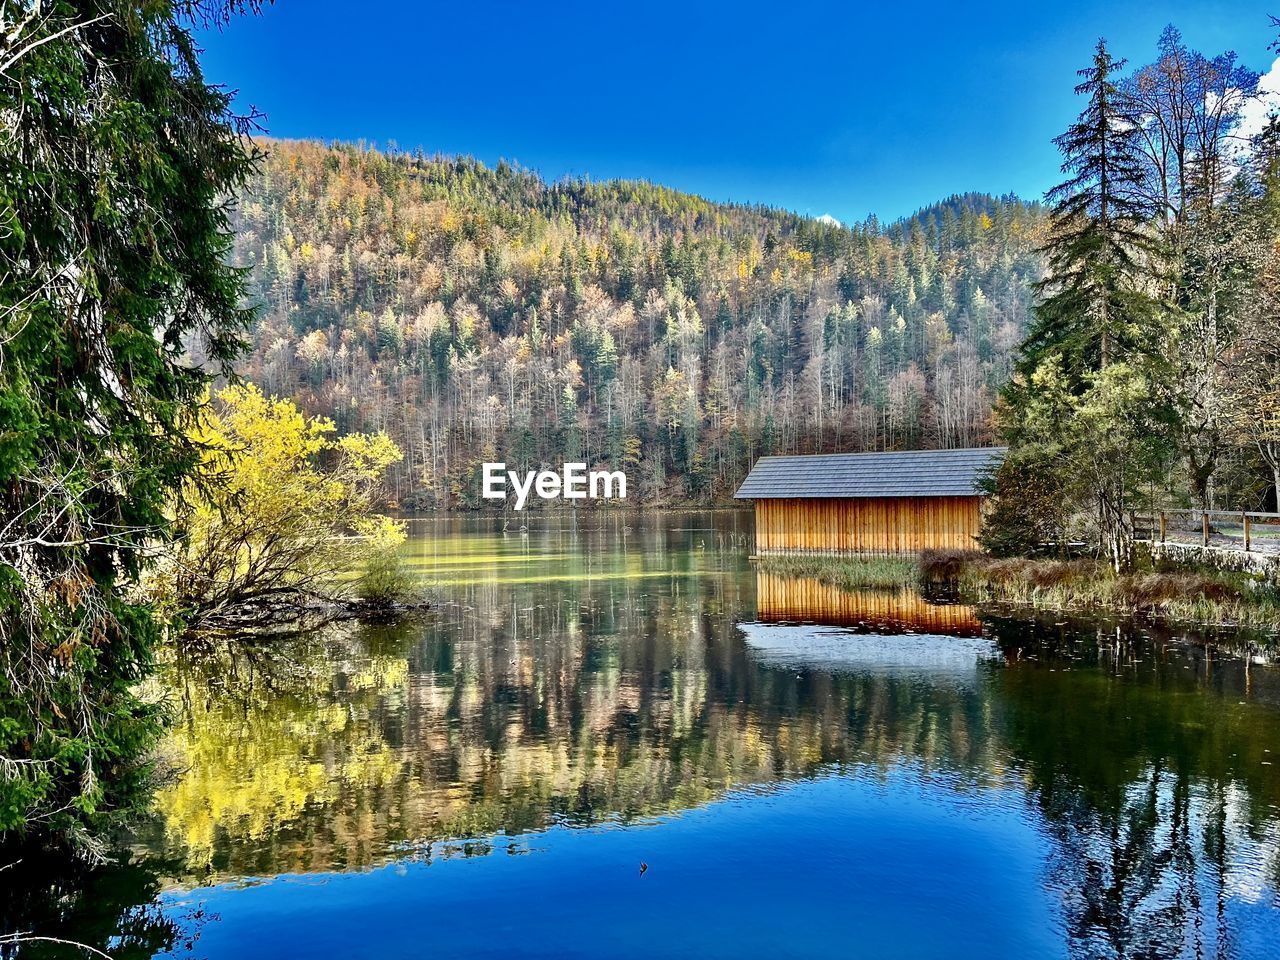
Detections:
[180, 588, 432, 639]
[0, 933, 114, 959]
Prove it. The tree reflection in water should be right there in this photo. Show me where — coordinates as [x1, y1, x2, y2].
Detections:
[0, 852, 203, 960]
[4, 514, 1279, 959]
[145, 604, 1005, 876]
[987, 614, 1280, 959]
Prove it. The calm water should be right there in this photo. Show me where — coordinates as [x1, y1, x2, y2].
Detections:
[7, 511, 1280, 959]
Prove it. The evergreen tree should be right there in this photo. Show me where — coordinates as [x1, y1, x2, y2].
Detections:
[995, 39, 1172, 572]
[1023, 39, 1160, 379]
[0, 0, 260, 848]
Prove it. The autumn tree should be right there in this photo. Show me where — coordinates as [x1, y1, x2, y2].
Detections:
[1224, 118, 1280, 507]
[1124, 26, 1260, 508]
[152, 385, 406, 634]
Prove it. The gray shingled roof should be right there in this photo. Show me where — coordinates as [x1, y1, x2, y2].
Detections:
[734, 447, 1006, 499]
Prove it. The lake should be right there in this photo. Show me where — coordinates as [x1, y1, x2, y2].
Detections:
[7, 511, 1280, 959]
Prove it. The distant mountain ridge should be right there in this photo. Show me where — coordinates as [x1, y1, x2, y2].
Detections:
[231, 139, 1046, 507]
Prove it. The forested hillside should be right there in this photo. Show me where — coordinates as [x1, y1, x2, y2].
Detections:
[230, 140, 1046, 506]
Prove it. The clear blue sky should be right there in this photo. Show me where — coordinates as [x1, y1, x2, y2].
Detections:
[198, 0, 1278, 223]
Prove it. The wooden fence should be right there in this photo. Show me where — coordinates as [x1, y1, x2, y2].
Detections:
[1132, 508, 1280, 553]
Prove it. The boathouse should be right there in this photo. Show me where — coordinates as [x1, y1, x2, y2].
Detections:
[734, 447, 1006, 555]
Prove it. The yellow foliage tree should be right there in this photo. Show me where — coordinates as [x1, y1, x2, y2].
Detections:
[153, 384, 407, 633]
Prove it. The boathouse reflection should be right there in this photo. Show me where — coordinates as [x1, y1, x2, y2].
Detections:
[753, 570, 981, 636]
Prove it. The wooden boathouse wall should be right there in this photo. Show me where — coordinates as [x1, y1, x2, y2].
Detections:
[752, 495, 982, 555]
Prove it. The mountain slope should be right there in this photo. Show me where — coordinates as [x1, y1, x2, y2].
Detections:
[231, 139, 1046, 506]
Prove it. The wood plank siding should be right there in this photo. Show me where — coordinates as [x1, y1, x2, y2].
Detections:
[752, 495, 983, 555]
[735, 448, 1004, 557]
[755, 573, 982, 635]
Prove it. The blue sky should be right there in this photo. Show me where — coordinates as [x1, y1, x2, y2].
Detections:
[199, 0, 1278, 223]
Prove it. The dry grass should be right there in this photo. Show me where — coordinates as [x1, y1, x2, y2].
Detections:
[958, 556, 1280, 630]
[757, 554, 921, 591]
[919, 548, 985, 584]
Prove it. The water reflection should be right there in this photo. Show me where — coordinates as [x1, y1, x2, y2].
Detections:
[0, 852, 198, 960]
[5, 513, 1280, 959]
[739, 622, 999, 681]
[143, 559, 1005, 876]
[755, 573, 983, 636]
[989, 614, 1280, 960]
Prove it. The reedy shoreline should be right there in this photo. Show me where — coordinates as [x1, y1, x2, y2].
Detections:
[756, 551, 1280, 635]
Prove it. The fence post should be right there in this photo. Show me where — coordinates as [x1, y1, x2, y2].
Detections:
[1202, 511, 1210, 547]
[1244, 514, 1252, 552]
[1159, 511, 1167, 544]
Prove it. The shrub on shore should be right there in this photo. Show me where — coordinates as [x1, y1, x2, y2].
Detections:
[919, 549, 985, 584]
[150, 385, 406, 635]
[356, 517, 416, 606]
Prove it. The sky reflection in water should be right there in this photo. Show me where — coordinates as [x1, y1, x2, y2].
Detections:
[8, 511, 1280, 959]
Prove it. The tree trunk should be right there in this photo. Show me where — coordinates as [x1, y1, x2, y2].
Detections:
[1099, 482, 1132, 574]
